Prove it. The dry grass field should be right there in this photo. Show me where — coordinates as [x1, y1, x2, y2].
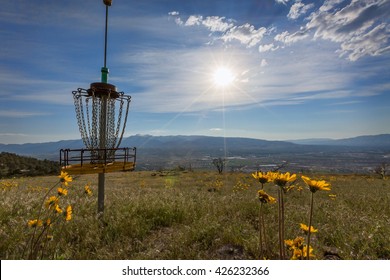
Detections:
[1, 170, 389, 260]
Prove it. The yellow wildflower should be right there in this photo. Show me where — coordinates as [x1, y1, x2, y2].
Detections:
[84, 185, 92, 196]
[273, 172, 297, 187]
[285, 237, 305, 249]
[300, 223, 318, 234]
[284, 239, 294, 248]
[291, 247, 303, 260]
[302, 245, 315, 259]
[57, 187, 68, 196]
[291, 246, 315, 260]
[286, 237, 315, 260]
[301, 176, 331, 193]
[27, 219, 43, 227]
[54, 204, 63, 214]
[45, 196, 59, 209]
[286, 239, 315, 260]
[58, 171, 72, 187]
[64, 205, 72, 221]
[257, 190, 277, 204]
[252, 171, 271, 185]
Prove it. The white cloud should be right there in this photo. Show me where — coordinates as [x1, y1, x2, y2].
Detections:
[168, 11, 183, 25]
[168, 11, 179, 16]
[318, 0, 344, 13]
[260, 59, 268, 67]
[305, 0, 390, 61]
[0, 110, 50, 118]
[175, 14, 235, 34]
[339, 23, 390, 61]
[174, 14, 268, 48]
[272, 0, 390, 61]
[287, 1, 315, 20]
[172, 14, 234, 33]
[259, 43, 279, 52]
[175, 17, 184, 26]
[274, 30, 309, 44]
[275, 0, 290, 4]
[202, 16, 234, 32]
[221, 24, 267, 47]
[185, 15, 203, 26]
[173, 1, 389, 61]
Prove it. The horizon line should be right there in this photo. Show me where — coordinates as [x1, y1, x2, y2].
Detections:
[1, 133, 390, 146]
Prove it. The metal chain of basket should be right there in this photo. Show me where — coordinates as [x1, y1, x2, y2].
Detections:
[73, 86, 131, 161]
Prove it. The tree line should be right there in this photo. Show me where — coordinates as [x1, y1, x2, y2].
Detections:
[0, 152, 59, 178]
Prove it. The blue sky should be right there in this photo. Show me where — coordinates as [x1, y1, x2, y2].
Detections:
[0, 0, 389, 144]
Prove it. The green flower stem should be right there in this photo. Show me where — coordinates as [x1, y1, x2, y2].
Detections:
[307, 192, 314, 260]
[262, 207, 268, 257]
[25, 181, 61, 259]
[259, 203, 264, 259]
[277, 187, 286, 259]
[280, 188, 286, 259]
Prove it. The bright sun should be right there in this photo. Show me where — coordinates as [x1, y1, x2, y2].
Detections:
[213, 67, 235, 87]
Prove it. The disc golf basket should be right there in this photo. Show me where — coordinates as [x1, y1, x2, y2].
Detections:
[60, 83, 136, 175]
[60, 0, 136, 213]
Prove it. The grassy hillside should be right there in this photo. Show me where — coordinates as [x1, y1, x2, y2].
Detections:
[0, 152, 59, 178]
[1, 170, 389, 260]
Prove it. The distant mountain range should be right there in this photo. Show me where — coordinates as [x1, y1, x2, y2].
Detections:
[1, 134, 389, 173]
[0, 135, 300, 160]
[1, 134, 389, 157]
[288, 134, 390, 146]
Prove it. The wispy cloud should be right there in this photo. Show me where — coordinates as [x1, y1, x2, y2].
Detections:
[260, 59, 268, 67]
[291, 90, 353, 101]
[171, 1, 389, 61]
[259, 43, 279, 52]
[179, 14, 235, 33]
[0, 110, 51, 118]
[121, 47, 251, 113]
[168, 11, 179, 16]
[330, 100, 363, 106]
[275, 0, 290, 5]
[292, 0, 390, 61]
[0, 133, 29, 137]
[287, 1, 315, 20]
[274, 30, 309, 44]
[221, 24, 267, 47]
[0, 72, 79, 106]
[170, 12, 269, 48]
[118, 38, 375, 115]
[182, 15, 234, 33]
[229, 0, 390, 62]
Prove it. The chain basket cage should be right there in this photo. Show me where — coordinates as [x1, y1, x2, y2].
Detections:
[73, 82, 131, 163]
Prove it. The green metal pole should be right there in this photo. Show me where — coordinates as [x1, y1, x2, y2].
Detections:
[101, 67, 109, 84]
